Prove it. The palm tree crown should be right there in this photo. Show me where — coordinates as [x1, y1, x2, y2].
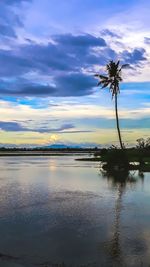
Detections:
[95, 60, 127, 98]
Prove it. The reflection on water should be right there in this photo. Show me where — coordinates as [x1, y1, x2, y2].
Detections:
[0, 156, 150, 267]
[101, 169, 145, 267]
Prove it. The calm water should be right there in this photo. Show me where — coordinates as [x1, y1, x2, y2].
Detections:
[0, 156, 150, 267]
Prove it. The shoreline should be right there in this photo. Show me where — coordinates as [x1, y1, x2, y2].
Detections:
[0, 151, 92, 157]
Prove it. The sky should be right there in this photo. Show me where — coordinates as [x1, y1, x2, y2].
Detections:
[0, 0, 150, 147]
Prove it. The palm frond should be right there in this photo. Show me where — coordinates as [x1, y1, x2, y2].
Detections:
[116, 60, 120, 68]
[95, 74, 108, 80]
[101, 82, 110, 88]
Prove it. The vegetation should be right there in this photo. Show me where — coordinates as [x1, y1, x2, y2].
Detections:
[136, 137, 150, 149]
[95, 60, 128, 150]
[77, 138, 150, 172]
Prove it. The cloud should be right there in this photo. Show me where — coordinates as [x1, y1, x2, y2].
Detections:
[0, 24, 17, 38]
[0, 121, 26, 132]
[0, 29, 112, 75]
[0, 72, 96, 97]
[0, 33, 111, 97]
[53, 33, 106, 48]
[0, 3, 23, 28]
[20, 33, 108, 72]
[0, 50, 33, 77]
[0, 121, 75, 133]
[144, 37, 150, 44]
[0, 121, 92, 133]
[0, 4, 148, 99]
[0, 0, 32, 43]
[101, 29, 121, 39]
[121, 48, 147, 65]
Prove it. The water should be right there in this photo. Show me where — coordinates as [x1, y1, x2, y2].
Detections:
[0, 156, 150, 267]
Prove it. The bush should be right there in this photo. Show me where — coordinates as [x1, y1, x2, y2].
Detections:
[102, 149, 129, 171]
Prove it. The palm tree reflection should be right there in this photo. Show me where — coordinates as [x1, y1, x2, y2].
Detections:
[101, 169, 144, 265]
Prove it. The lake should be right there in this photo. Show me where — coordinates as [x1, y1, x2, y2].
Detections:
[0, 155, 150, 267]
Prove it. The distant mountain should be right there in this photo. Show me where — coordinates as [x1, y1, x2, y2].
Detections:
[42, 144, 81, 149]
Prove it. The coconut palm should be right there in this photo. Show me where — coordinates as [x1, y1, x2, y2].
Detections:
[95, 60, 128, 149]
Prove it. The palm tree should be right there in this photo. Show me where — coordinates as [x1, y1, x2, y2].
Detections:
[95, 60, 127, 149]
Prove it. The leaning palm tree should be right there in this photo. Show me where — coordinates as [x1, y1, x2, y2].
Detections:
[95, 60, 127, 149]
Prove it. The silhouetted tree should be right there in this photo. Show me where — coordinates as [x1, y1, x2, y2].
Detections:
[95, 61, 128, 149]
[136, 137, 150, 149]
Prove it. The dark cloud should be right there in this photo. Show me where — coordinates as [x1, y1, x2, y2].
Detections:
[0, 33, 109, 79]
[0, 25, 147, 98]
[20, 34, 108, 72]
[0, 33, 111, 96]
[50, 72, 96, 96]
[101, 29, 121, 39]
[38, 123, 75, 133]
[144, 37, 150, 44]
[0, 121, 92, 134]
[53, 33, 106, 48]
[0, 50, 33, 77]
[0, 72, 96, 97]
[121, 48, 147, 65]
[0, 121, 26, 132]
[22, 42, 76, 72]
[0, 121, 74, 133]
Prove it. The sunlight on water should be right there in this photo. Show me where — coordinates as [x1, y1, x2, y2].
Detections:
[0, 156, 150, 267]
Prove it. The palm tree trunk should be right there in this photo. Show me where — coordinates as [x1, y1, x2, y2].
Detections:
[115, 93, 124, 149]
